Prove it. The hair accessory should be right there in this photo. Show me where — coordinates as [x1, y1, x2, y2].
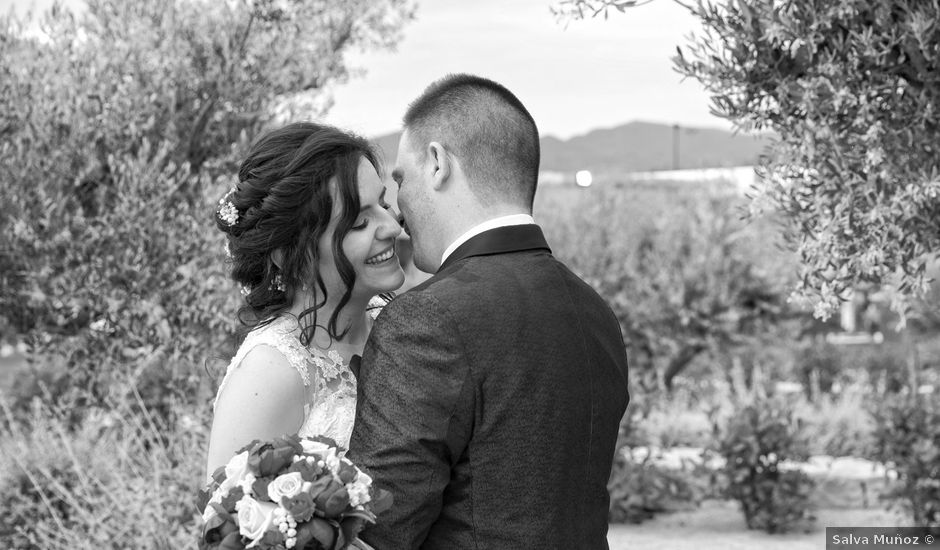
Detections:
[218, 187, 239, 226]
[239, 284, 251, 297]
[270, 273, 286, 292]
[223, 240, 233, 259]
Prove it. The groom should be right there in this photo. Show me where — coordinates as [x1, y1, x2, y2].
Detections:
[348, 74, 630, 549]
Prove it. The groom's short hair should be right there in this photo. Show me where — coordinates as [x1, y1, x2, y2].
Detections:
[403, 74, 540, 209]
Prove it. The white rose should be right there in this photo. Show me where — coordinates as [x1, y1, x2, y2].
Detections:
[202, 502, 219, 523]
[226, 451, 250, 480]
[216, 477, 238, 500]
[267, 472, 304, 503]
[216, 451, 251, 495]
[209, 485, 227, 506]
[236, 495, 278, 547]
[238, 472, 258, 496]
[299, 439, 331, 454]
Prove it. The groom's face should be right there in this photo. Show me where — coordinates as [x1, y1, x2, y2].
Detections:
[392, 129, 437, 272]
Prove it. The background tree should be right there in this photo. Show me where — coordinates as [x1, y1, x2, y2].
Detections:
[552, 0, 940, 320]
[538, 185, 795, 394]
[0, 0, 413, 416]
[0, 3, 415, 545]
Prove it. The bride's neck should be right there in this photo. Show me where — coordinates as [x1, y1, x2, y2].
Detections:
[288, 291, 371, 350]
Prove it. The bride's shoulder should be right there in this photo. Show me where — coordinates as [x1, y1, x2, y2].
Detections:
[213, 316, 312, 409]
[222, 344, 309, 394]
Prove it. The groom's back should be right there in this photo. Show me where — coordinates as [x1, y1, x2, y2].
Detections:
[416, 247, 630, 549]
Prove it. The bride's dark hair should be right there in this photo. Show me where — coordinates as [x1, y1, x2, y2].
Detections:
[215, 122, 379, 346]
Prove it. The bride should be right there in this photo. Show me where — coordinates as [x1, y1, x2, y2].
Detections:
[205, 122, 405, 479]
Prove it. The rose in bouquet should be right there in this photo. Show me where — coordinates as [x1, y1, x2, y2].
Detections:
[196, 435, 392, 550]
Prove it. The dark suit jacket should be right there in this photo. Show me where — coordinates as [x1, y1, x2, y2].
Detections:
[348, 224, 630, 550]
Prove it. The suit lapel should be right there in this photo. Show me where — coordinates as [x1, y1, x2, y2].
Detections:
[438, 224, 552, 273]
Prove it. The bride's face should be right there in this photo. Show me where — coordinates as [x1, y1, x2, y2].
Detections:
[315, 157, 405, 302]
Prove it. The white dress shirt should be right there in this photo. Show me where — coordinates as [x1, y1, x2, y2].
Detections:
[441, 214, 536, 266]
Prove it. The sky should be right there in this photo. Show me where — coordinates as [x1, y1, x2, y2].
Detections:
[2, 0, 727, 139]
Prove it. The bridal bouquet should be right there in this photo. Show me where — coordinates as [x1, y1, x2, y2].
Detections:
[197, 435, 392, 550]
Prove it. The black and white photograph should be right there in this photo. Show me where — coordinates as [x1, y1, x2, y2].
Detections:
[1, 0, 939, 548]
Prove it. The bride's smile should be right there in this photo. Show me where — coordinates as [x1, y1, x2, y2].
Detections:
[207, 124, 404, 478]
[315, 156, 405, 305]
[365, 246, 396, 265]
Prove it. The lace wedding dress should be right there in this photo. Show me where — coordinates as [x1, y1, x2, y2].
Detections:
[212, 296, 384, 450]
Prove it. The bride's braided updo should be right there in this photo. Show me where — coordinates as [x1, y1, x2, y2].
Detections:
[214, 122, 379, 345]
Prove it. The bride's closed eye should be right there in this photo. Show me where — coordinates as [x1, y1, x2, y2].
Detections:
[352, 191, 392, 230]
[352, 216, 370, 231]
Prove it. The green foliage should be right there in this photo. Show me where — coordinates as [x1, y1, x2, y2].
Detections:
[0, 390, 211, 548]
[607, 447, 704, 524]
[793, 380, 876, 459]
[871, 392, 940, 527]
[606, 386, 706, 524]
[795, 343, 844, 395]
[537, 184, 795, 392]
[796, 340, 926, 400]
[555, 0, 940, 319]
[0, 4, 412, 543]
[676, 0, 940, 318]
[715, 396, 816, 533]
[0, 0, 412, 416]
[551, 0, 649, 21]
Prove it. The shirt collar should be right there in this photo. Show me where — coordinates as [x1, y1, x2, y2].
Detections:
[441, 214, 535, 266]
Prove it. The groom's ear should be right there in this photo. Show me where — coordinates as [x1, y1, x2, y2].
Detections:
[426, 141, 451, 191]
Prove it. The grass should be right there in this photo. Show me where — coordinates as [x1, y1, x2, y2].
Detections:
[0, 388, 209, 549]
[1, 182, 925, 547]
[607, 499, 906, 550]
[1, 365, 903, 549]
[0, 351, 25, 392]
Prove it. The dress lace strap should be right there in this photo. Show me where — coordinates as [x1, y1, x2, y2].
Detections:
[213, 317, 312, 410]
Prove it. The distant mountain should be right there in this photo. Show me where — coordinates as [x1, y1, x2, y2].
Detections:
[371, 121, 771, 174]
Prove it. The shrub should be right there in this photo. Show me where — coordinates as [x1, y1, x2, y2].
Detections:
[536, 184, 794, 393]
[859, 343, 917, 395]
[555, 0, 940, 318]
[871, 392, 940, 527]
[715, 396, 816, 533]
[607, 446, 704, 524]
[604, 384, 703, 523]
[1, 0, 412, 419]
[0, 389, 211, 549]
[795, 341, 915, 400]
[795, 343, 844, 396]
[797, 383, 876, 459]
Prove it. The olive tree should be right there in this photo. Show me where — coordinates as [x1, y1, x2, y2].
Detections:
[0, 0, 413, 413]
[553, 0, 940, 320]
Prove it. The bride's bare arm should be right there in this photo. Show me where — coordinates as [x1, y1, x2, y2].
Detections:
[205, 345, 307, 478]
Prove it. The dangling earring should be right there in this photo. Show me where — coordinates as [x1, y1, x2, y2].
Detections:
[270, 273, 286, 292]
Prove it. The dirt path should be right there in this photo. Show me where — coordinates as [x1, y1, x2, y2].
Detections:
[608, 499, 906, 550]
